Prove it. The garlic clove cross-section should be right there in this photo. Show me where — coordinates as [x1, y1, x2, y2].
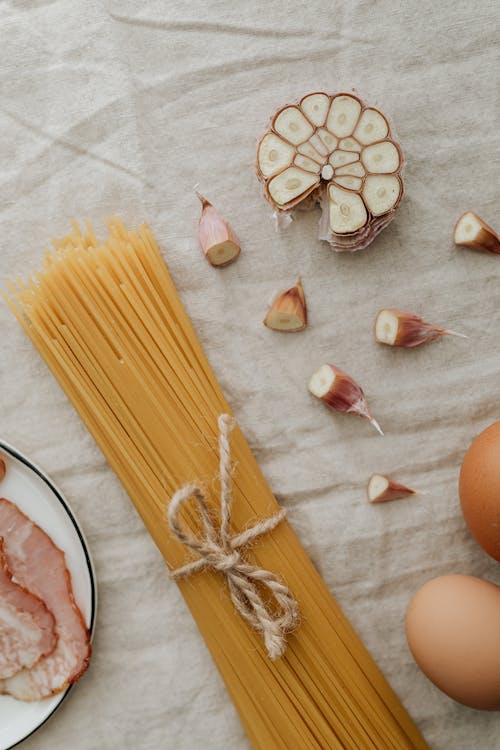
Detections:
[453, 212, 500, 254]
[257, 91, 404, 252]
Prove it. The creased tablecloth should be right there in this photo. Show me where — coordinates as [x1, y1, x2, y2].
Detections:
[1, 1, 499, 748]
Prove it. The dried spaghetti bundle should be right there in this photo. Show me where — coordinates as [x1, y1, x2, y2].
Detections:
[5, 219, 428, 749]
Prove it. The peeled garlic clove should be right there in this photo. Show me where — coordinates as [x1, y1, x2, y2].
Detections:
[0, 458, 5, 481]
[263, 279, 307, 332]
[454, 211, 500, 254]
[367, 474, 416, 503]
[308, 364, 383, 434]
[374, 308, 466, 348]
[196, 193, 241, 267]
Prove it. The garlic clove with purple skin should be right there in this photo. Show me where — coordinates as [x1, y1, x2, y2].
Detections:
[196, 192, 241, 267]
[308, 364, 383, 434]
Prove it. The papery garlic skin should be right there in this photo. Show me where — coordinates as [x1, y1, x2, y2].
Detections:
[368, 474, 416, 503]
[0, 459, 5, 481]
[263, 280, 307, 332]
[374, 309, 465, 348]
[257, 92, 404, 252]
[308, 364, 383, 434]
[454, 212, 500, 254]
[197, 193, 241, 267]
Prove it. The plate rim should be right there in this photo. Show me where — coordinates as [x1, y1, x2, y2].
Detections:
[0, 440, 97, 750]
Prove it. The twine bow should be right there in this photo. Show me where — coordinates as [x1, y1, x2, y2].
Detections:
[167, 414, 299, 660]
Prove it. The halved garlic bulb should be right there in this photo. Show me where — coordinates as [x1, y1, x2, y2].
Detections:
[257, 91, 404, 252]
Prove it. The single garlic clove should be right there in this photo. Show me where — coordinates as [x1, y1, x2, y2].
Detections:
[294, 154, 321, 173]
[367, 474, 416, 503]
[267, 167, 320, 208]
[333, 176, 363, 191]
[308, 364, 383, 434]
[361, 140, 401, 174]
[263, 279, 307, 332]
[196, 193, 241, 267]
[273, 106, 314, 145]
[338, 137, 362, 152]
[354, 109, 389, 145]
[0, 458, 5, 481]
[258, 133, 295, 178]
[362, 175, 402, 216]
[297, 141, 325, 164]
[329, 185, 368, 234]
[326, 94, 362, 138]
[453, 211, 500, 254]
[317, 128, 338, 153]
[374, 308, 467, 348]
[300, 92, 330, 127]
[329, 150, 359, 168]
[335, 161, 366, 178]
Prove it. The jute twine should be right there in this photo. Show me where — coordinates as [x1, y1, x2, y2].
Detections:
[167, 414, 299, 660]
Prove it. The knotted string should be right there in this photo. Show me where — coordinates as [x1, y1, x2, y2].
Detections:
[167, 414, 299, 660]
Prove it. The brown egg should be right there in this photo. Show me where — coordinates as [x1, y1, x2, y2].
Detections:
[406, 575, 500, 710]
[459, 421, 500, 561]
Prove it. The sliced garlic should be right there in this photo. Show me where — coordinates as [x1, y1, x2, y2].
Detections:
[338, 137, 362, 152]
[333, 176, 362, 191]
[354, 109, 389, 145]
[367, 474, 415, 503]
[308, 364, 383, 434]
[308, 133, 330, 156]
[326, 95, 362, 138]
[273, 106, 314, 145]
[297, 141, 325, 163]
[258, 133, 295, 177]
[257, 91, 404, 251]
[361, 141, 401, 174]
[454, 211, 500, 254]
[329, 150, 359, 169]
[362, 175, 402, 216]
[317, 128, 338, 153]
[335, 162, 366, 178]
[267, 167, 319, 207]
[300, 92, 330, 127]
[329, 185, 367, 233]
[294, 154, 321, 173]
[263, 279, 307, 332]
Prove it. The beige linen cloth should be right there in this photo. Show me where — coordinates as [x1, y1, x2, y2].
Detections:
[1, 1, 499, 748]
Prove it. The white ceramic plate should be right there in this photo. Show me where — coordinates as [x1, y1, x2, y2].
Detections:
[0, 442, 96, 750]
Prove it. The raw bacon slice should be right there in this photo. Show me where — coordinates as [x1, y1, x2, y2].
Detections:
[0, 498, 91, 700]
[0, 540, 56, 679]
